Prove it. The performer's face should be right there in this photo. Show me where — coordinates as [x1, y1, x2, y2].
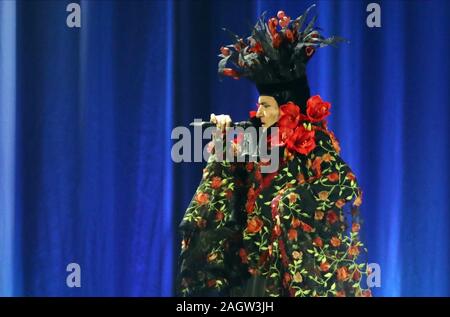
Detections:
[256, 96, 280, 128]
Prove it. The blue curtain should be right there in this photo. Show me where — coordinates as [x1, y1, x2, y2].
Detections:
[0, 0, 449, 296]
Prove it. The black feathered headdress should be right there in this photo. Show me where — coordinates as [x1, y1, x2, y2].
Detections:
[218, 4, 346, 109]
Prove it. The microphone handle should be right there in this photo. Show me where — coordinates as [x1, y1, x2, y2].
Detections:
[189, 121, 253, 128]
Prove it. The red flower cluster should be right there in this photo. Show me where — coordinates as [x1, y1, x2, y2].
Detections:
[306, 95, 331, 122]
[274, 96, 331, 156]
[268, 11, 295, 48]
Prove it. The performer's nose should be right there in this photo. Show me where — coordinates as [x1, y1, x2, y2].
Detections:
[256, 105, 264, 118]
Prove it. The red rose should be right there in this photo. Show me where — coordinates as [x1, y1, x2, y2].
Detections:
[285, 125, 316, 155]
[346, 172, 356, 181]
[320, 262, 330, 272]
[348, 245, 360, 256]
[306, 95, 331, 123]
[239, 248, 248, 264]
[247, 216, 264, 233]
[195, 192, 209, 205]
[207, 279, 216, 287]
[300, 221, 313, 232]
[291, 217, 301, 229]
[226, 190, 233, 200]
[215, 211, 224, 221]
[313, 237, 323, 248]
[279, 102, 300, 129]
[326, 211, 338, 224]
[288, 228, 298, 241]
[330, 236, 341, 247]
[273, 103, 301, 147]
[336, 266, 349, 281]
[211, 176, 222, 189]
[327, 172, 339, 182]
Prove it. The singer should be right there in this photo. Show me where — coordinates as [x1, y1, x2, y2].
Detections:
[176, 5, 371, 297]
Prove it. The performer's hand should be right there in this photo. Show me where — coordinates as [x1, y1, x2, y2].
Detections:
[210, 113, 232, 132]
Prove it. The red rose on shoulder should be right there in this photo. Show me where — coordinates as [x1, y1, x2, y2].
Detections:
[279, 102, 300, 129]
[285, 125, 316, 155]
[271, 102, 301, 146]
[306, 95, 331, 123]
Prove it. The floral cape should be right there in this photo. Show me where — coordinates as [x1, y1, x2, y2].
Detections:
[177, 96, 371, 297]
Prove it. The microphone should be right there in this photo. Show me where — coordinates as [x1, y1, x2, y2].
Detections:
[189, 120, 254, 128]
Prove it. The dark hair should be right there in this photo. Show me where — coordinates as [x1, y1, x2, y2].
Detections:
[256, 76, 311, 113]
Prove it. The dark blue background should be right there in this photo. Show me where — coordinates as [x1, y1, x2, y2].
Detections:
[0, 0, 449, 296]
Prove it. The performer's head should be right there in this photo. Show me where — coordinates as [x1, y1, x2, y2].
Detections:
[256, 76, 310, 127]
[218, 5, 345, 124]
[255, 95, 279, 128]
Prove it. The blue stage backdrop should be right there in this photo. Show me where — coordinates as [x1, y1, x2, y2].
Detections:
[0, 0, 449, 296]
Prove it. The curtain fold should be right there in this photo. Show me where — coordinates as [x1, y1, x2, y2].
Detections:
[0, 0, 448, 296]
